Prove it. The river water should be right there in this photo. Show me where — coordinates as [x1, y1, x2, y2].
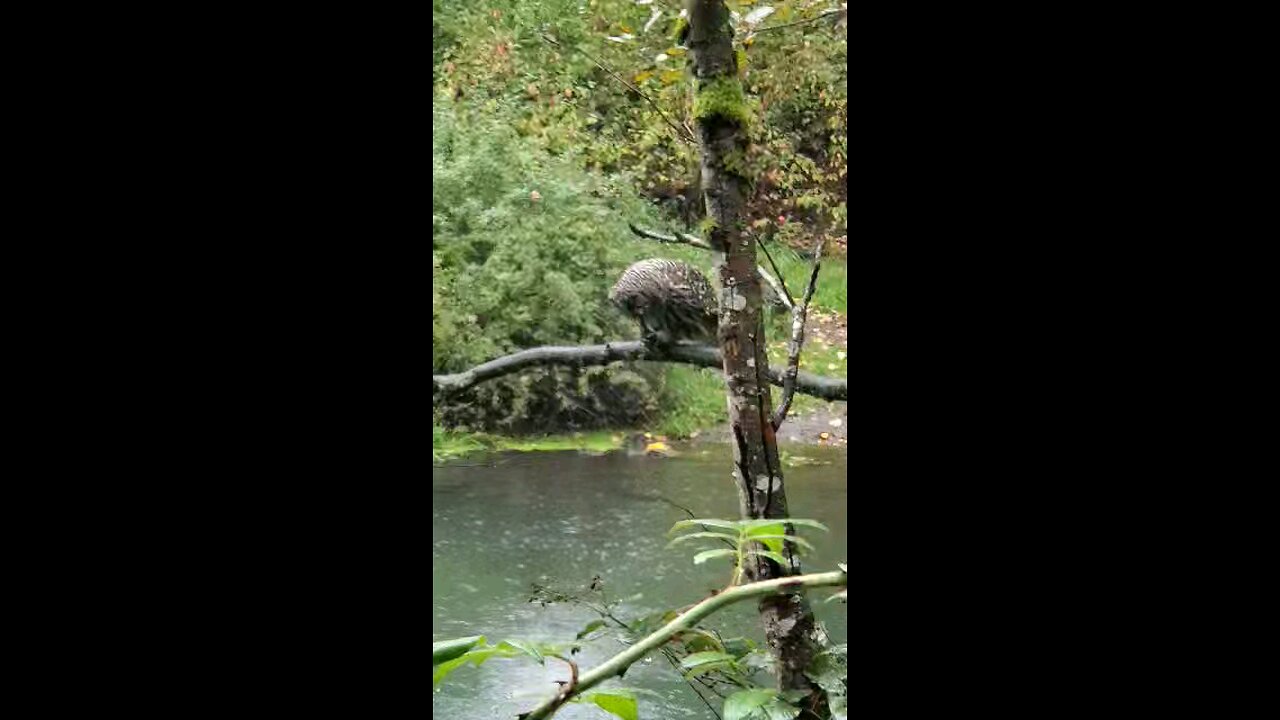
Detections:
[432, 446, 848, 719]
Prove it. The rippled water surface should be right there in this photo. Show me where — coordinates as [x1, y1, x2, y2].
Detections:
[433, 446, 848, 719]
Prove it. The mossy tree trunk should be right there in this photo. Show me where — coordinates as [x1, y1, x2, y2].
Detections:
[685, 1, 830, 715]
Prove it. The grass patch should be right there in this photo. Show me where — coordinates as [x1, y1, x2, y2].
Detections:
[433, 425, 622, 463]
[650, 365, 727, 438]
[766, 246, 847, 315]
[764, 323, 847, 417]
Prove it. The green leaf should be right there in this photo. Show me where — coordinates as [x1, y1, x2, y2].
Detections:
[757, 536, 785, 554]
[747, 549, 790, 566]
[723, 689, 775, 720]
[778, 689, 811, 704]
[749, 534, 817, 552]
[433, 635, 485, 666]
[681, 651, 735, 668]
[667, 531, 741, 547]
[722, 637, 755, 658]
[742, 518, 828, 533]
[583, 691, 639, 720]
[576, 619, 606, 639]
[432, 655, 469, 689]
[743, 521, 785, 537]
[684, 660, 732, 680]
[498, 639, 544, 665]
[679, 629, 725, 653]
[762, 699, 801, 720]
[693, 548, 737, 565]
[669, 519, 742, 534]
[806, 644, 847, 695]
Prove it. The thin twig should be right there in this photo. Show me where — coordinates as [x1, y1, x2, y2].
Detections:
[772, 238, 825, 429]
[751, 8, 842, 36]
[661, 647, 723, 720]
[628, 222, 713, 250]
[650, 494, 737, 550]
[758, 240, 796, 307]
[756, 265, 794, 311]
[541, 33, 696, 145]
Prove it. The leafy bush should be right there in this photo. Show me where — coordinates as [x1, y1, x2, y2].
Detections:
[433, 0, 847, 248]
[433, 99, 700, 432]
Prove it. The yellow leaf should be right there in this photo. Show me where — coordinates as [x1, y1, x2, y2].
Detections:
[660, 69, 684, 85]
[634, 70, 654, 84]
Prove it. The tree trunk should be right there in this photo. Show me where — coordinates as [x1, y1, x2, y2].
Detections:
[685, 1, 830, 715]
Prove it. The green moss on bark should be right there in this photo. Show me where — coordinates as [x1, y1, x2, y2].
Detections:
[693, 76, 751, 127]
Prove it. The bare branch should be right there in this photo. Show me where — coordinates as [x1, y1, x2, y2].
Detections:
[755, 264, 794, 311]
[433, 340, 847, 401]
[628, 222, 713, 250]
[541, 33, 697, 145]
[757, 240, 796, 308]
[750, 7, 843, 36]
[772, 238, 826, 429]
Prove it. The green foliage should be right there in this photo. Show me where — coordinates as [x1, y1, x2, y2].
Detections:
[432, 0, 848, 434]
[668, 517, 828, 585]
[432, 635, 485, 666]
[693, 77, 752, 127]
[722, 688, 802, 720]
[650, 366, 725, 438]
[573, 691, 639, 720]
[433, 99, 669, 432]
[806, 644, 848, 719]
[432, 425, 630, 462]
[433, 0, 848, 244]
[764, 244, 846, 314]
[431, 634, 580, 689]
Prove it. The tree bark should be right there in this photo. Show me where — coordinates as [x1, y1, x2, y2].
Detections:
[686, 1, 830, 714]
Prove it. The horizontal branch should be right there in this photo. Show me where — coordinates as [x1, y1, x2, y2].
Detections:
[519, 569, 848, 719]
[433, 341, 846, 401]
[627, 222, 712, 250]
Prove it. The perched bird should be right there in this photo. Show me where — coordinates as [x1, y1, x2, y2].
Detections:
[610, 259, 719, 345]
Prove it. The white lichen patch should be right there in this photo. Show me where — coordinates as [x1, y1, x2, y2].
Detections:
[721, 286, 747, 311]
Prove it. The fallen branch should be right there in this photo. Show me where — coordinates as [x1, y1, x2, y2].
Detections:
[518, 569, 847, 720]
[772, 238, 825, 429]
[432, 341, 846, 401]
